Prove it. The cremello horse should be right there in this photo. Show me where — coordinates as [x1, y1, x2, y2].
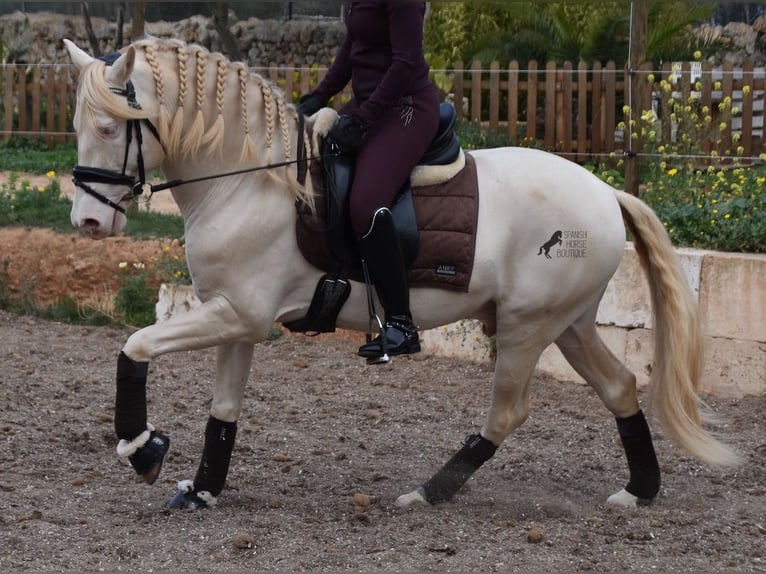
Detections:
[63, 38, 738, 511]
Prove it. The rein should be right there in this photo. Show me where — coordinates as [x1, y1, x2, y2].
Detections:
[150, 110, 311, 194]
[72, 52, 317, 214]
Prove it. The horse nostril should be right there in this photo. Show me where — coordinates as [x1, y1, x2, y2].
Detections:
[81, 219, 101, 235]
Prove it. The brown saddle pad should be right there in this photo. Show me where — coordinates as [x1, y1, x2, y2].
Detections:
[296, 152, 479, 292]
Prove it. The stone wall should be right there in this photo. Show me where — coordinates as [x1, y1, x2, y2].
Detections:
[0, 10, 345, 66]
[2, 10, 765, 67]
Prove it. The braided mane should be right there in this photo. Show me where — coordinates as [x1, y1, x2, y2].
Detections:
[76, 37, 312, 204]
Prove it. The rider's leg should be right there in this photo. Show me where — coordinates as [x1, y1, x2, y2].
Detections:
[357, 207, 420, 358]
[346, 88, 439, 359]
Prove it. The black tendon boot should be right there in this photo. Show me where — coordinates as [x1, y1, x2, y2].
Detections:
[616, 410, 661, 504]
[357, 207, 420, 359]
[114, 352, 169, 485]
[169, 416, 237, 510]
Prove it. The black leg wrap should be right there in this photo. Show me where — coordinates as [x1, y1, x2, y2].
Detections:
[422, 434, 497, 504]
[616, 410, 661, 503]
[115, 351, 149, 440]
[193, 416, 238, 497]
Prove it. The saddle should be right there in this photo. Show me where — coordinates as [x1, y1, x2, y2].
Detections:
[285, 103, 479, 334]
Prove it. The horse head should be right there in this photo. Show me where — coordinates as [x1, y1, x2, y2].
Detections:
[64, 39, 165, 238]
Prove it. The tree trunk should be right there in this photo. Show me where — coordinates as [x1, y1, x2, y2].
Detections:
[81, 2, 102, 57]
[116, 3, 125, 48]
[131, 2, 146, 40]
[211, 1, 243, 62]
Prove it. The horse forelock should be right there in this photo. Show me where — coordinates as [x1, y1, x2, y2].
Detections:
[75, 59, 148, 134]
[77, 37, 313, 207]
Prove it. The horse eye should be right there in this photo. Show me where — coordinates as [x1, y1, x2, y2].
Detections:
[99, 125, 119, 138]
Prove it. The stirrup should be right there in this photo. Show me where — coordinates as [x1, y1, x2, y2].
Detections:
[361, 258, 391, 364]
[364, 312, 390, 364]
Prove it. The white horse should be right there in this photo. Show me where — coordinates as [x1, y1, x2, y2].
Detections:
[63, 38, 738, 511]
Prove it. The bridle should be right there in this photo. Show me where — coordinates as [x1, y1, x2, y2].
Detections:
[71, 52, 312, 216]
[71, 53, 164, 215]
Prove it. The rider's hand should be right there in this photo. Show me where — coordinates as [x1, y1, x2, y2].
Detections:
[296, 94, 323, 116]
[329, 114, 369, 155]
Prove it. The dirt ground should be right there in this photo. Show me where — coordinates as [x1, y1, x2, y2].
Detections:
[0, 311, 764, 572]
[1, 175, 765, 572]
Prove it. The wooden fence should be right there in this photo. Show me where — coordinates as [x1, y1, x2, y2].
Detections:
[1, 59, 764, 161]
[1, 64, 76, 145]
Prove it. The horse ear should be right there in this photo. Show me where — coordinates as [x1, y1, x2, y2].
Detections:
[63, 39, 95, 70]
[105, 46, 136, 86]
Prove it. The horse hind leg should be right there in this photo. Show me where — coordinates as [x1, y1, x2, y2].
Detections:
[397, 338, 540, 507]
[555, 313, 661, 508]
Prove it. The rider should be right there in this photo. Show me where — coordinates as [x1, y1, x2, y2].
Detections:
[297, 0, 440, 359]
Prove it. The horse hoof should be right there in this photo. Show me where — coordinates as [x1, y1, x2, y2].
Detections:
[127, 431, 170, 485]
[168, 481, 217, 510]
[395, 486, 429, 508]
[606, 488, 639, 508]
[169, 490, 208, 510]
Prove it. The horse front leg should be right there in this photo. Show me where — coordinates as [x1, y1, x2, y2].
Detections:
[113, 297, 255, 488]
[170, 342, 254, 510]
[397, 340, 539, 507]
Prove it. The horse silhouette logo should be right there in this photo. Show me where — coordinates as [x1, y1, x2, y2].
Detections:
[538, 230, 563, 259]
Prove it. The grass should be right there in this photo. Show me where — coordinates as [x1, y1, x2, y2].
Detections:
[0, 138, 78, 175]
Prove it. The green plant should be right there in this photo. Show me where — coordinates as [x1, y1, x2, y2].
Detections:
[456, 120, 516, 149]
[0, 258, 14, 311]
[0, 174, 73, 231]
[114, 271, 157, 328]
[615, 70, 766, 253]
[0, 139, 78, 174]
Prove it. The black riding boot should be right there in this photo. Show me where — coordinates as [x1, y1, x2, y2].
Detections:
[357, 207, 420, 359]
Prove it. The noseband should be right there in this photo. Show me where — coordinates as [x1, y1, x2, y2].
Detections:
[71, 52, 163, 215]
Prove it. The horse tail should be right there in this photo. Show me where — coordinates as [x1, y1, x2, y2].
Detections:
[614, 189, 740, 467]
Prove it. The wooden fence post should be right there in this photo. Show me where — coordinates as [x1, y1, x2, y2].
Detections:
[625, 0, 648, 196]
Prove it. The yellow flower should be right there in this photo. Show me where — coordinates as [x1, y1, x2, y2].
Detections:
[647, 73, 655, 83]
[693, 50, 702, 60]
[742, 85, 751, 96]
[667, 168, 678, 176]
[724, 213, 731, 220]
[46, 170, 56, 178]
[37, 186, 45, 193]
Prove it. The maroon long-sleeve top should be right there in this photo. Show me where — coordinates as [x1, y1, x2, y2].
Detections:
[310, 1, 433, 126]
